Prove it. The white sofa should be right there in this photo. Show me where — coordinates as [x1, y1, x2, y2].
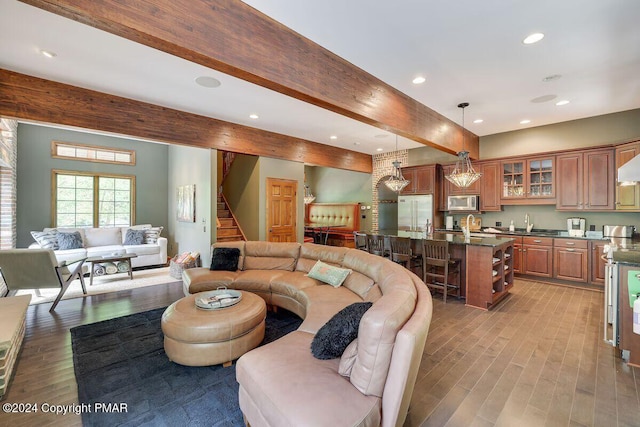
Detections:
[28, 225, 167, 272]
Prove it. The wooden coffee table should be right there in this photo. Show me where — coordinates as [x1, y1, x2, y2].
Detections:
[85, 253, 137, 286]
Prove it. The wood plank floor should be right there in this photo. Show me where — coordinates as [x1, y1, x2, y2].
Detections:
[1, 279, 639, 426]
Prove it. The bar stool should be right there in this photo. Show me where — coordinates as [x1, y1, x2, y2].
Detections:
[421, 239, 461, 303]
[389, 236, 422, 272]
[353, 231, 368, 251]
[367, 234, 388, 257]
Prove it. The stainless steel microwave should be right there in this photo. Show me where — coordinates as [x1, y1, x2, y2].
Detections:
[447, 195, 479, 211]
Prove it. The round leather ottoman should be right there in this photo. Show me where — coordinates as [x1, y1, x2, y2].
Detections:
[161, 290, 266, 367]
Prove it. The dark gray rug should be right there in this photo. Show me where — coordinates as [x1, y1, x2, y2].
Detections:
[71, 306, 302, 426]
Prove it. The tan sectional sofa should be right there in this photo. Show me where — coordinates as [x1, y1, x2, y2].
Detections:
[182, 241, 433, 427]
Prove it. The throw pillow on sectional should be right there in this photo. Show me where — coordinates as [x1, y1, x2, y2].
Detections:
[306, 260, 352, 287]
[31, 229, 59, 250]
[210, 247, 241, 271]
[311, 302, 373, 360]
[123, 229, 145, 245]
[143, 226, 163, 244]
[57, 231, 84, 250]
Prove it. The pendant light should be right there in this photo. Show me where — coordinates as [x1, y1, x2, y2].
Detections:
[384, 135, 410, 192]
[303, 185, 316, 204]
[445, 102, 482, 188]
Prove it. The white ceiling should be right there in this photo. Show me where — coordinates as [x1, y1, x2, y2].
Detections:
[1, 0, 639, 157]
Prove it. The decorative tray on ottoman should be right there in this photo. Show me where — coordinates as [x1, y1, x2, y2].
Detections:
[195, 289, 242, 310]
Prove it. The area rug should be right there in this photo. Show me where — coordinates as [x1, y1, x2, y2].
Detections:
[15, 266, 176, 305]
[71, 306, 302, 426]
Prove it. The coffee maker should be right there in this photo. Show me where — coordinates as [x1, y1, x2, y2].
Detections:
[567, 217, 586, 237]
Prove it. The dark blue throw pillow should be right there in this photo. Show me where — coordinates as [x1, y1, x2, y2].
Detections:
[57, 231, 83, 250]
[210, 247, 241, 271]
[123, 229, 145, 245]
[311, 302, 373, 360]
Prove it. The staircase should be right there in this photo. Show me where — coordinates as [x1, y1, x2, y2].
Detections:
[216, 193, 246, 242]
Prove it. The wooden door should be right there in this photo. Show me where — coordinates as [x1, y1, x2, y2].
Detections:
[589, 241, 607, 286]
[266, 178, 297, 242]
[553, 247, 588, 282]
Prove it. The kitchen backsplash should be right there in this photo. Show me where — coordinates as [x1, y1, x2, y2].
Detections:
[448, 205, 639, 232]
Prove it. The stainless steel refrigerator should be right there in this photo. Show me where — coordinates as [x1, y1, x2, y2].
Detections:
[397, 194, 433, 238]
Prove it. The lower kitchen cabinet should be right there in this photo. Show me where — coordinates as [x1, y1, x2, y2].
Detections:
[553, 238, 588, 282]
[522, 236, 553, 277]
[589, 240, 608, 286]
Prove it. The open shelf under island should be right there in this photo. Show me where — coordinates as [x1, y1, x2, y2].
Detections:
[370, 230, 516, 310]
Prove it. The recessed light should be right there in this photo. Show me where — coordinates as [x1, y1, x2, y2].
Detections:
[353, 142, 361, 146]
[473, 119, 484, 124]
[556, 100, 570, 106]
[195, 76, 221, 88]
[523, 33, 544, 45]
[412, 76, 426, 84]
[40, 50, 57, 58]
[249, 114, 259, 119]
[376, 148, 384, 152]
[531, 94, 557, 103]
[374, 134, 388, 139]
[542, 74, 562, 82]
[330, 135, 338, 140]
[520, 119, 531, 124]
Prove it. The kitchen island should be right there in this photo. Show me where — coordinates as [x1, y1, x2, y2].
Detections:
[375, 230, 515, 310]
[613, 249, 640, 367]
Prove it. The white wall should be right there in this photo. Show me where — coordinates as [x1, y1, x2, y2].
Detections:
[167, 145, 216, 262]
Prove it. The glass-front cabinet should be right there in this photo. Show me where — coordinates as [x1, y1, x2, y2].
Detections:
[501, 156, 555, 202]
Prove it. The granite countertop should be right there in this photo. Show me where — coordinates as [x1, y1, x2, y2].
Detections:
[613, 249, 640, 265]
[372, 230, 515, 247]
[436, 227, 611, 241]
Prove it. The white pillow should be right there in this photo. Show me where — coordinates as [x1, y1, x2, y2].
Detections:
[306, 260, 352, 287]
[85, 227, 122, 247]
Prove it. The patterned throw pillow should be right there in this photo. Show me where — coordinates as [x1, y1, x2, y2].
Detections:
[143, 226, 164, 244]
[307, 260, 352, 287]
[31, 229, 59, 250]
[57, 231, 84, 250]
[123, 229, 145, 245]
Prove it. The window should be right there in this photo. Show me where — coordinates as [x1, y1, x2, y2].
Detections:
[53, 170, 135, 228]
[52, 141, 135, 165]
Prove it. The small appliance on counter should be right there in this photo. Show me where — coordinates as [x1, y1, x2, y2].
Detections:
[567, 217, 586, 237]
[445, 216, 454, 230]
[603, 225, 635, 239]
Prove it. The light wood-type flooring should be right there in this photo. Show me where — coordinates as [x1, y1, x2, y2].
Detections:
[1, 279, 638, 426]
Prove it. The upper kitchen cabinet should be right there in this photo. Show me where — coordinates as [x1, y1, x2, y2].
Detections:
[556, 148, 615, 211]
[501, 156, 555, 204]
[615, 141, 640, 210]
[479, 161, 501, 212]
[400, 165, 436, 195]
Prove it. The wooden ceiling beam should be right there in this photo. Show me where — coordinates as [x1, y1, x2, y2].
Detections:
[0, 69, 372, 173]
[19, 0, 479, 159]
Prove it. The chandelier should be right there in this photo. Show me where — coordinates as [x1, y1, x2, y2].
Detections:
[303, 185, 316, 204]
[384, 135, 410, 192]
[445, 102, 482, 188]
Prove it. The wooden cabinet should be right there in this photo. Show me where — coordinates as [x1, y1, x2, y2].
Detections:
[618, 264, 640, 367]
[522, 236, 553, 277]
[501, 156, 555, 204]
[589, 240, 608, 286]
[615, 141, 640, 210]
[439, 163, 480, 212]
[553, 238, 588, 282]
[400, 165, 435, 195]
[556, 149, 615, 211]
[465, 240, 514, 310]
[479, 161, 501, 212]
[504, 235, 523, 273]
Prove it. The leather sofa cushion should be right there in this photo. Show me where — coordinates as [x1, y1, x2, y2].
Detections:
[342, 270, 375, 300]
[342, 249, 385, 285]
[184, 268, 238, 294]
[237, 331, 381, 427]
[234, 270, 284, 293]
[270, 271, 320, 300]
[350, 288, 416, 397]
[298, 286, 362, 334]
[295, 243, 347, 273]
[243, 241, 300, 271]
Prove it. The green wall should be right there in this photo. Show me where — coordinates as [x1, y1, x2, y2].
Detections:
[16, 124, 169, 248]
[305, 165, 373, 231]
[167, 144, 216, 261]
